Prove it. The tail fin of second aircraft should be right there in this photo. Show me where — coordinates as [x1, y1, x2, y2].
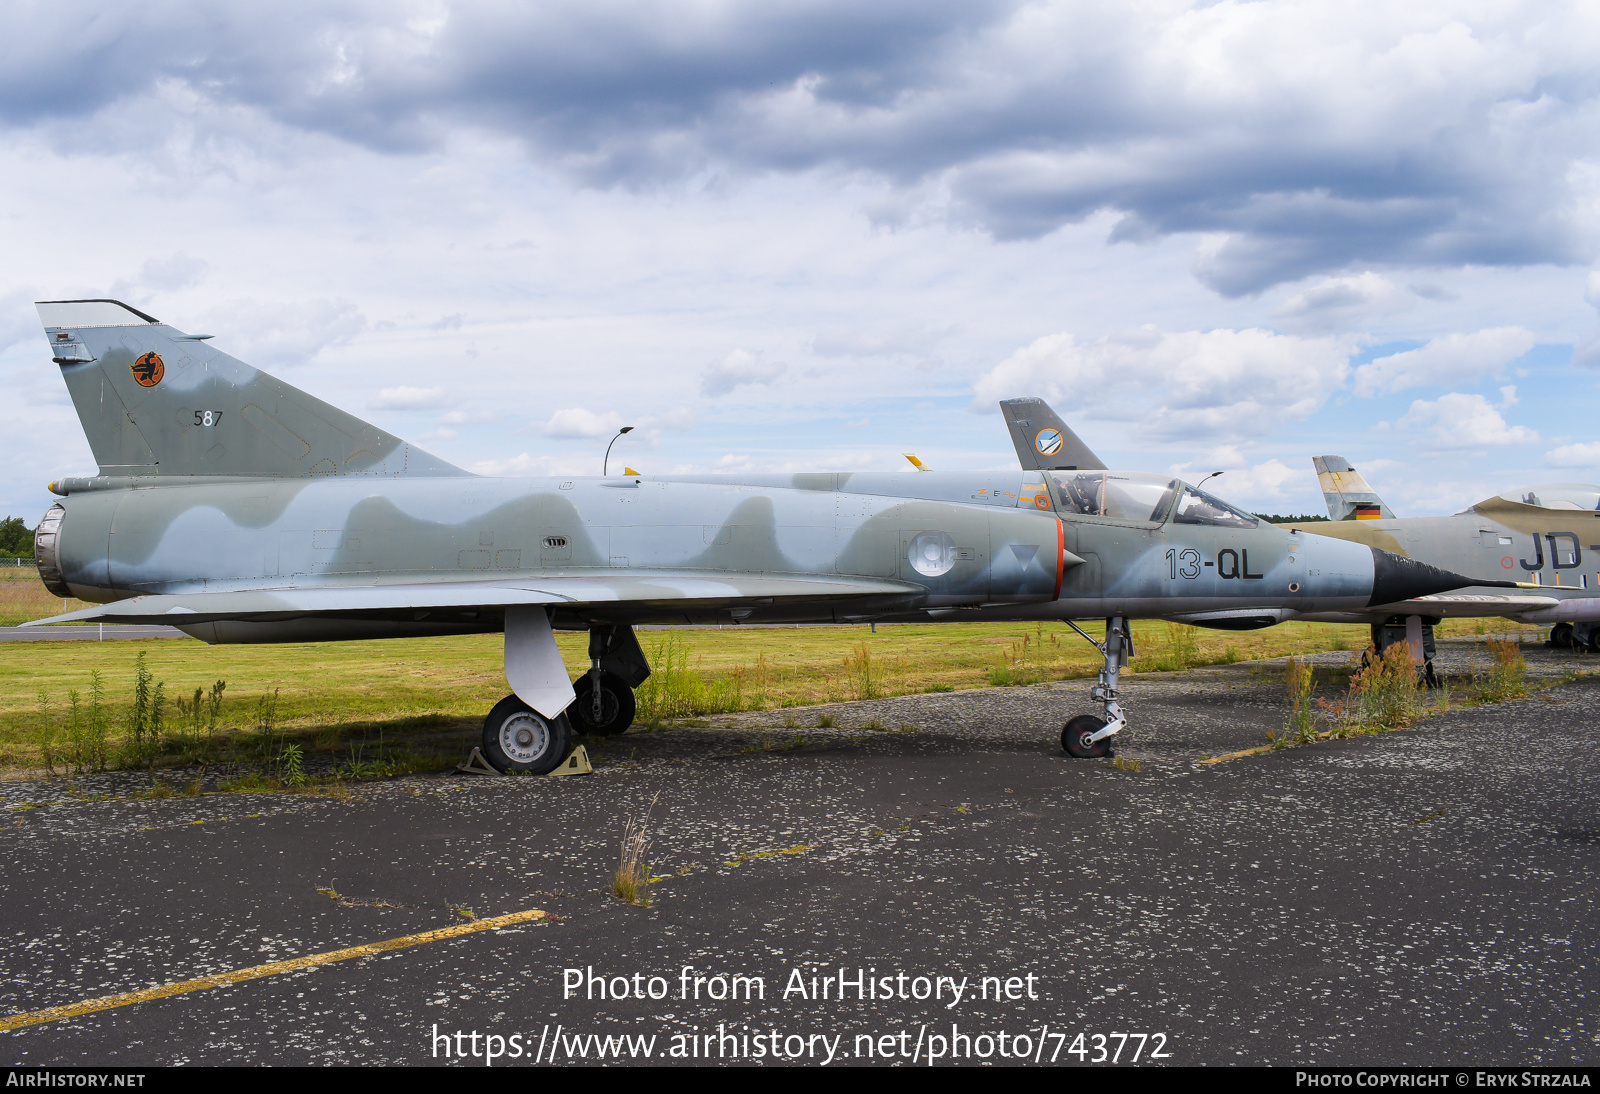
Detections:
[1312, 455, 1396, 520]
[999, 397, 1107, 472]
[36, 299, 465, 482]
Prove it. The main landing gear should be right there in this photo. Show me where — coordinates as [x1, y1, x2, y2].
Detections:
[482, 695, 574, 774]
[1060, 616, 1132, 759]
[1370, 615, 1440, 688]
[1549, 622, 1599, 652]
[483, 618, 653, 772]
[569, 627, 639, 736]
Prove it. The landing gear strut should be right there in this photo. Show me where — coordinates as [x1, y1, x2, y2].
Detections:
[566, 625, 650, 737]
[1371, 615, 1440, 688]
[1061, 616, 1132, 758]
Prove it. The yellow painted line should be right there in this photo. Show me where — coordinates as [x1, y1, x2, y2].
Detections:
[0, 908, 546, 1033]
[1199, 747, 1271, 764]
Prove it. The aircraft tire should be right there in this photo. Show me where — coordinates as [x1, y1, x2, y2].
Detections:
[1062, 715, 1113, 759]
[1552, 623, 1575, 649]
[482, 694, 573, 774]
[1589, 630, 1600, 654]
[569, 675, 636, 736]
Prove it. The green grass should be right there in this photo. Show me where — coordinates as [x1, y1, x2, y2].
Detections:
[0, 610, 1547, 774]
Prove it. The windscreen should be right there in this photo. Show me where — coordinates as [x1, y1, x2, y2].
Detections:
[1050, 471, 1178, 524]
[1172, 485, 1259, 529]
[1497, 483, 1600, 511]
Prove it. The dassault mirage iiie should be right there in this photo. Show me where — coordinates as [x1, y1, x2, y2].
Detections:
[26, 300, 1493, 770]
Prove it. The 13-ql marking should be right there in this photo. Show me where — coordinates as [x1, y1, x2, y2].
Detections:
[1167, 548, 1264, 580]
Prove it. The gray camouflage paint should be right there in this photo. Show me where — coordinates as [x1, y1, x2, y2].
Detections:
[30, 301, 1437, 644]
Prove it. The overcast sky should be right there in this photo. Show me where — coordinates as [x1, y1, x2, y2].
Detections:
[4, 1, 1599, 521]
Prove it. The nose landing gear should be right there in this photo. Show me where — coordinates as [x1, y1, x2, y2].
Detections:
[1061, 617, 1131, 758]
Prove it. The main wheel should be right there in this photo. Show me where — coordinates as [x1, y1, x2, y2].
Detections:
[1552, 623, 1575, 649]
[482, 694, 573, 774]
[569, 674, 636, 736]
[1062, 714, 1114, 758]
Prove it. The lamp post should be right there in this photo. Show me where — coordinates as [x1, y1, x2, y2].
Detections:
[604, 426, 635, 476]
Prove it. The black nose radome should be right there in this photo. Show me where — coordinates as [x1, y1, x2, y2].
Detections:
[1368, 548, 1482, 607]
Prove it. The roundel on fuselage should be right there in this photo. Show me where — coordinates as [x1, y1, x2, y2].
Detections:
[1035, 428, 1063, 456]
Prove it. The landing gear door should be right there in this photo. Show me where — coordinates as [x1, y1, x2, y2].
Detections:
[597, 624, 652, 687]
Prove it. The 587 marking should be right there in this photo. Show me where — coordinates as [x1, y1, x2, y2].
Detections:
[193, 410, 224, 427]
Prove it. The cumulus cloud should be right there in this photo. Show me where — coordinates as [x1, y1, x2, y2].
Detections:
[1573, 272, 1600, 368]
[701, 349, 784, 397]
[540, 407, 624, 439]
[1544, 441, 1600, 468]
[1273, 273, 1410, 332]
[372, 385, 447, 410]
[1352, 328, 1537, 396]
[971, 326, 1351, 441]
[7, 3, 1600, 294]
[532, 404, 697, 440]
[469, 452, 592, 477]
[439, 409, 500, 426]
[1399, 393, 1538, 449]
[1168, 456, 1300, 503]
[193, 298, 366, 369]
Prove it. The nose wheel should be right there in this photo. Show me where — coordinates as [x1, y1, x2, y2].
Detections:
[1062, 714, 1114, 758]
[1060, 616, 1131, 758]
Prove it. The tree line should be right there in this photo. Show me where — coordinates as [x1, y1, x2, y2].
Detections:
[0, 516, 34, 558]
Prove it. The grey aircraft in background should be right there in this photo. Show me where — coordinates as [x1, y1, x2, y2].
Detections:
[26, 301, 1492, 770]
[1285, 458, 1600, 661]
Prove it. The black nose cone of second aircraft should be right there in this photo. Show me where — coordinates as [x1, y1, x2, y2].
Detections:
[1367, 547, 1515, 607]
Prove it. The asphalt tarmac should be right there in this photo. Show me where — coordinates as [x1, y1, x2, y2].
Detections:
[1, 640, 1595, 1066]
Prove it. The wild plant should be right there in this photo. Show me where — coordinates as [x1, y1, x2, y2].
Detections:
[34, 691, 58, 775]
[1474, 639, 1527, 702]
[846, 642, 878, 700]
[207, 680, 227, 738]
[1283, 657, 1317, 744]
[66, 671, 110, 773]
[281, 744, 306, 787]
[635, 632, 704, 722]
[988, 634, 1041, 686]
[612, 793, 660, 907]
[1327, 643, 1420, 731]
[120, 652, 166, 768]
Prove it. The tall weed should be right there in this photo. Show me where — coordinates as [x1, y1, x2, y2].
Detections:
[1283, 658, 1317, 743]
[1474, 639, 1527, 702]
[845, 643, 878, 700]
[988, 633, 1042, 686]
[1319, 644, 1421, 733]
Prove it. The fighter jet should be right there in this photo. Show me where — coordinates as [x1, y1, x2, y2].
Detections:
[996, 399, 1574, 682]
[25, 301, 1492, 769]
[1285, 457, 1600, 664]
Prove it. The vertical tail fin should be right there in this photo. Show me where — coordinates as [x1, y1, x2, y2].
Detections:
[999, 397, 1107, 472]
[1312, 455, 1395, 520]
[37, 300, 466, 481]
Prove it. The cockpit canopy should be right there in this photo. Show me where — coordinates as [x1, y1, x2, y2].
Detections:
[1492, 483, 1600, 511]
[1048, 470, 1259, 528]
